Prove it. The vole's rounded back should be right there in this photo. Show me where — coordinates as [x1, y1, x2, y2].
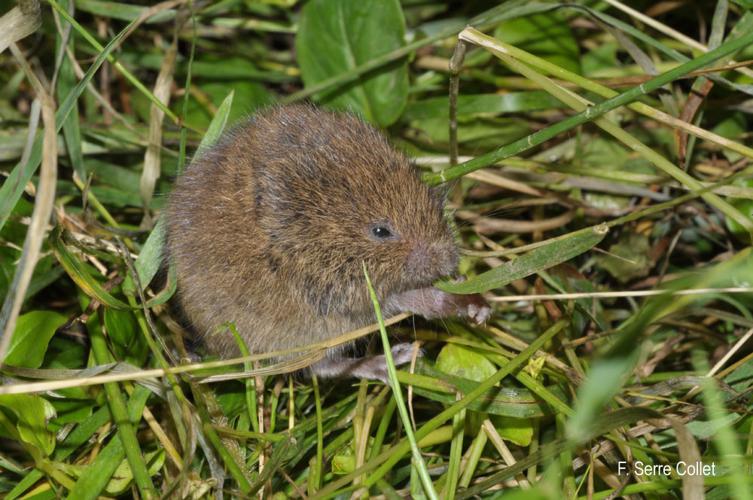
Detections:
[167, 104, 461, 359]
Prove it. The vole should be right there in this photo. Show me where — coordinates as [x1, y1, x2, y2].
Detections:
[166, 104, 490, 380]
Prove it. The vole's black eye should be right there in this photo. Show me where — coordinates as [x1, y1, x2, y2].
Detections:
[368, 221, 398, 241]
[372, 226, 392, 239]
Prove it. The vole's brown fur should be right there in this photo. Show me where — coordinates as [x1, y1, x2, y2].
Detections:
[167, 104, 489, 379]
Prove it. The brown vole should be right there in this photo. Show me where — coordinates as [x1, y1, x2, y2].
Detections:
[166, 104, 490, 380]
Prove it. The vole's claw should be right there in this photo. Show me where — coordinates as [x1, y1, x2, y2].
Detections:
[465, 294, 492, 324]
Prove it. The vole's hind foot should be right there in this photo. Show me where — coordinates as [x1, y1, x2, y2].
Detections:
[310, 343, 421, 382]
[389, 342, 421, 366]
[353, 343, 421, 382]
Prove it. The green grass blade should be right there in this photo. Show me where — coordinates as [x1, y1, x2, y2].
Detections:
[363, 264, 438, 500]
[437, 224, 607, 294]
[425, 25, 753, 187]
[0, 12, 138, 232]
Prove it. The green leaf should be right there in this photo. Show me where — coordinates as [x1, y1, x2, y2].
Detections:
[183, 82, 272, 131]
[417, 116, 533, 151]
[133, 90, 235, 292]
[332, 454, 356, 474]
[0, 394, 57, 456]
[494, 11, 581, 74]
[595, 232, 653, 284]
[712, 112, 747, 163]
[133, 216, 166, 290]
[66, 386, 151, 500]
[436, 344, 496, 382]
[195, 90, 235, 158]
[0, 13, 139, 233]
[582, 41, 618, 76]
[5, 311, 67, 368]
[686, 414, 741, 440]
[436, 226, 608, 294]
[75, 0, 176, 23]
[56, 3, 86, 181]
[411, 363, 559, 418]
[403, 92, 562, 121]
[104, 309, 147, 365]
[491, 415, 534, 447]
[51, 228, 130, 310]
[565, 352, 639, 443]
[296, 0, 409, 126]
[104, 449, 165, 496]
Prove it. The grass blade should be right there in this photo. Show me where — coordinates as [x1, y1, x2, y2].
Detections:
[363, 264, 438, 499]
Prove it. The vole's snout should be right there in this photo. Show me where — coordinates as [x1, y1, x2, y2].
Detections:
[407, 241, 459, 282]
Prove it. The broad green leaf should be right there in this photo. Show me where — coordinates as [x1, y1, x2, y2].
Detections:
[411, 363, 559, 418]
[5, 311, 67, 368]
[144, 260, 176, 307]
[122, 53, 292, 83]
[491, 415, 534, 446]
[437, 226, 608, 294]
[404, 92, 562, 121]
[0, 394, 56, 456]
[417, 116, 533, 150]
[436, 344, 496, 382]
[577, 136, 632, 172]
[494, 11, 581, 74]
[183, 82, 271, 131]
[84, 159, 141, 188]
[49, 399, 94, 427]
[595, 232, 653, 284]
[296, 0, 409, 127]
[332, 454, 355, 475]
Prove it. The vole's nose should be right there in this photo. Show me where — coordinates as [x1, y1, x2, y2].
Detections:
[407, 242, 459, 281]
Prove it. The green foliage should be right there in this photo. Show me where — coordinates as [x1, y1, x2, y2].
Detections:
[437, 226, 607, 294]
[296, 0, 409, 126]
[5, 311, 67, 368]
[436, 344, 496, 382]
[0, 394, 56, 457]
[495, 11, 581, 74]
[2, 1, 753, 498]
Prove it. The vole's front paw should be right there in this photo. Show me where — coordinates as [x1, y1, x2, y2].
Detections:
[465, 294, 491, 324]
[447, 293, 491, 324]
[385, 287, 492, 324]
